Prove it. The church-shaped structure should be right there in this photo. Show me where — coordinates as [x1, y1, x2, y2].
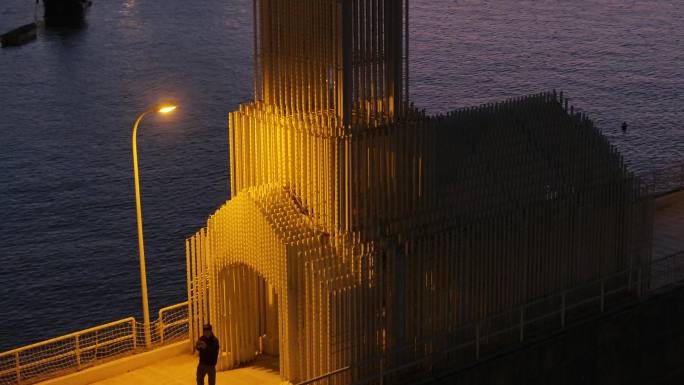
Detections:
[186, 1, 651, 383]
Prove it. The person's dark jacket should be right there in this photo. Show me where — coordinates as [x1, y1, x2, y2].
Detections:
[196, 335, 219, 366]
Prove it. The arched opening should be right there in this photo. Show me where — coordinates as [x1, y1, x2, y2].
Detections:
[217, 264, 280, 373]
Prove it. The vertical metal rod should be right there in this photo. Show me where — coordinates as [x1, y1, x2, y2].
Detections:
[159, 311, 165, 345]
[600, 280, 605, 312]
[15, 351, 20, 383]
[519, 309, 524, 342]
[75, 335, 81, 370]
[253, 0, 259, 101]
[185, 240, 193, 352]
[404, 0, 409, 113]
[561, 292, 566, 327]
[132, 319, 137, 350]
[475, 323, 480, 360]
[341, 0, 352, 126]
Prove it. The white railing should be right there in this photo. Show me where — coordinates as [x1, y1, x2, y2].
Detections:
[296, 251, 684, 385]
[0, 302, 188, 385]
[640, 161, 684, 196]
[154, 302, 189, 346]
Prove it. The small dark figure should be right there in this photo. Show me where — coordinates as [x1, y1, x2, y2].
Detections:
[195, 324, 220, 385]
[621, 121, 628, 132]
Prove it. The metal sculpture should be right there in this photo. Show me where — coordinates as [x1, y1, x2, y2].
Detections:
[186, 1, 652, 383]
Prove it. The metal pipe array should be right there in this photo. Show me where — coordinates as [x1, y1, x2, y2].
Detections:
[253, 0, 408, 126]
[186, 1, 653, 383]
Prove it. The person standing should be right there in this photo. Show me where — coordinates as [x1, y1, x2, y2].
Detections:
[195, 324, 219, 385]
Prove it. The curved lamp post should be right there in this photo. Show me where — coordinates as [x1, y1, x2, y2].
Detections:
[132, 103, 177, 348]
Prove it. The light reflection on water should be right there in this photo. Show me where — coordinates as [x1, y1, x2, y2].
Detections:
[0, 0, 682, 350]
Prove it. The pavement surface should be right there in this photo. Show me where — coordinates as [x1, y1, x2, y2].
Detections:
[90, 353, 282, 385]
[650, 191, 684, 288]
[652, 192, 684, 259]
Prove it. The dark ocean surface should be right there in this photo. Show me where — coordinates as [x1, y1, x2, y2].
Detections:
[0, 0, 682, 350]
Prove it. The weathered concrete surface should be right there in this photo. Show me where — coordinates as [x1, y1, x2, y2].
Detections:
[37, 341, 188, 385]
[427, 284, 684, 385]
[37, 344, 282, 385]
[90, 353, 281, 385]
[652, 189, 684, 259]
[650, 190, 684, 289]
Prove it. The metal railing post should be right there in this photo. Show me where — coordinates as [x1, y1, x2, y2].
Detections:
[94, 330, 99, 363]
[637, 268, 642, 297]
[561, 292, 566, 327]
[75, 335, 81, 370]
[600, 280, 605, 312]
[159, 310, 165, 346]
[519, 309, 524, 342]
[132, 319, 137, 350]
[15, 351, 20, 383]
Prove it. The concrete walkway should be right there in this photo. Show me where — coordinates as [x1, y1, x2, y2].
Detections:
[91, 353, 282, 385]
[653, 190, 684, 259]
[650, 190, 684, 289]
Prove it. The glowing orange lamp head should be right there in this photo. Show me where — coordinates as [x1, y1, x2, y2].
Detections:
[156, 104, 177, 114]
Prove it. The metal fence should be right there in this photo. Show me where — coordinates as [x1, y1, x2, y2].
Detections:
[3, 249, 683, 385]
[0, 302, 188, 385]
[640, 162, 684, 196]
[296, 251, 684, 385]
[134, 301, 189, 348]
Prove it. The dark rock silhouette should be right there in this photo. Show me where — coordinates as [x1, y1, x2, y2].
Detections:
[1, 23, 37, 47]
[43, 0, 92, 28]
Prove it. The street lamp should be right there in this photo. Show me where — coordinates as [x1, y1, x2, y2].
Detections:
[132, 102, 177, 348]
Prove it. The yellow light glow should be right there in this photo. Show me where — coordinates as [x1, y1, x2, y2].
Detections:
[157, 105, 177, 114]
